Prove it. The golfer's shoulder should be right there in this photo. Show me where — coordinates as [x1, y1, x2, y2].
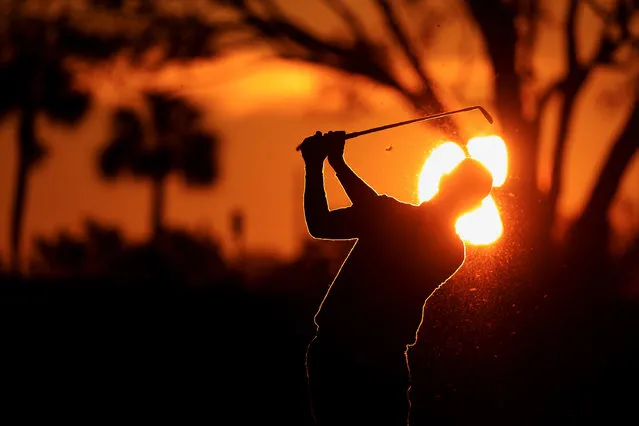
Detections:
[423, 205, 465, 259]
[377, 193, 409, 208]
[444, 227, 466, 265]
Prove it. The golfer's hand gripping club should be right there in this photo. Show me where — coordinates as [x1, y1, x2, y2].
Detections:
[298, 131, 346, 164]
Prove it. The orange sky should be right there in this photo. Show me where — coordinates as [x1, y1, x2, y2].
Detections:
[0, 0, 638, 266]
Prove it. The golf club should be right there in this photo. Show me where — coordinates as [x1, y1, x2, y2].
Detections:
[296, 105, 493, 151]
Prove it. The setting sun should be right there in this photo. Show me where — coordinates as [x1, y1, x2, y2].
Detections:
[418, 136, 508, 245]
[467, 136, 508, 187]
[455, 196, 503, 245]
[418, 142, 467, 203]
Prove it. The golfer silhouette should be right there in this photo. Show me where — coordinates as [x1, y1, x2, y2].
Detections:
[300, 131, 493, 425]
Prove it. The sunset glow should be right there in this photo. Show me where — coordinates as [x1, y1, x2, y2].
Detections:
[418, 137, 508, 245]
[467, 136, 508, 187]
[455, 196, 503, 245]
[418, 142, 466, 203]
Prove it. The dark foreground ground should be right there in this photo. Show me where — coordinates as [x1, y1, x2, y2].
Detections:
[1, 275, 637, 425]
[1, 276, 317, 425]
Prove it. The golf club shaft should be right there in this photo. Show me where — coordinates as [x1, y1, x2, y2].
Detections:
[345, 105, 492, 140]
[296, 105, 493, 151]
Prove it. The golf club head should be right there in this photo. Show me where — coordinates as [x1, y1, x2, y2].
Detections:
[477, 106, 494, 124]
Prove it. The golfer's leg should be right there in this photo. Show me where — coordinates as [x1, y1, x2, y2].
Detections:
[307, 337, 362, 425]
[356, 358, 410, 426]
[307, 337, 409, 425]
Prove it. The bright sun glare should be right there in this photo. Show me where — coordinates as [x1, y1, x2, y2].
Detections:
[418, 136, 508, 245]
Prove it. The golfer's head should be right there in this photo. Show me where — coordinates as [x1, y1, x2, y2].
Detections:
[436, 158, 493, 214]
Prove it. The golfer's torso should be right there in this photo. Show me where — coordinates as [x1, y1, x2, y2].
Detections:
[315, 200, 464, 345]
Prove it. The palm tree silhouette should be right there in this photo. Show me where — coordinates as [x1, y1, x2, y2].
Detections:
[1, 2, 230, 274]
[0, 17, 90, 274]
[99, 92, 219, 238]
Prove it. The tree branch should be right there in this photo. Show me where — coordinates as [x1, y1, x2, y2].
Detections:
[561, 0, 639, 231]
[211, 0, 462, 135]
[533, 83, 559, 134]
[374, 0, 454, 133]
[567, 0, 579, 71]
[547, 0, 585, 222]
[582, 0, 610, 23]
[374, 1, 428, 90]
[465, 0, 519, 109]
[323, 0, 369, 42]
[224, 1, 402, 90]
[582, 103, 639, 222]
[583, 0, 637, 65]
[548, 0, 639, 223]
[214, 33, 262, 52]
[465, 0, 541, 194]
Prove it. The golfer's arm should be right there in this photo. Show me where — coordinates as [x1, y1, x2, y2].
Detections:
[330, 157, 378, 205]
[304, 161, 357, 240]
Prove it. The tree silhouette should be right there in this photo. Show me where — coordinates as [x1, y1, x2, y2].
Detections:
[30, 219, 229, 287]
[1, 2, 229, 274]
[0, 14, 91, 274]
[99, 92, 219, 237]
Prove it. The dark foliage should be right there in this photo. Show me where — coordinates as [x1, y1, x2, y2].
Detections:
[99, 93, 219, 185]
[182, 132, 219, 184]
[1, 229, 637, 425]
[99, 109, 145, 178]
[30, 221, 230, 288]
[97, 92, 219, 234]
[39, 63, 91, 124]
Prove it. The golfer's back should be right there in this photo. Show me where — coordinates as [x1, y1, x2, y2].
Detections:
[314, 195, 465, 352]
